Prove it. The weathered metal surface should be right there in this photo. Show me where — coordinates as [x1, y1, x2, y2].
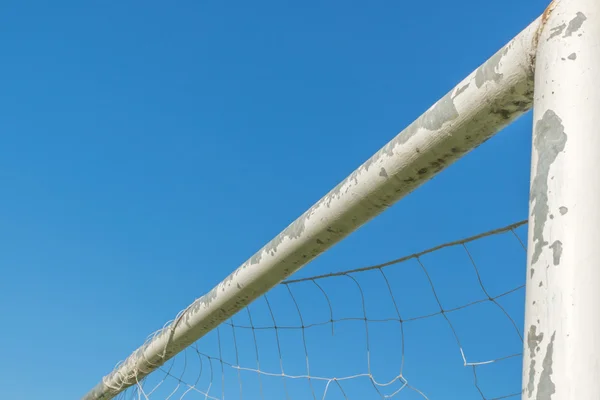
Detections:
[524, 0, 600, 398]
[83, 15, 543, 400]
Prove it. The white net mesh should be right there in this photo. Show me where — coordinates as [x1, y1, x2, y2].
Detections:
[115, 220, 527, 400]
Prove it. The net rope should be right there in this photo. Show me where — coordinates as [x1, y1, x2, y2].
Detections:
[114, 220, 528, 400]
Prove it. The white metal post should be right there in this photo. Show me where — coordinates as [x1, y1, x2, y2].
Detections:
[524, 0, 600, 398]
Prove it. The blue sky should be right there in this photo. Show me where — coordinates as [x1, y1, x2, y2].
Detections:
[0, 1, 548, 399]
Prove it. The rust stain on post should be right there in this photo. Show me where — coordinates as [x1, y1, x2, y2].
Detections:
[534, 0, 561, 50]
[543, 0, 560, 25]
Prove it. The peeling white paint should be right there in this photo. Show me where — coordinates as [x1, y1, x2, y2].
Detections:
[525, 0, 600, 398]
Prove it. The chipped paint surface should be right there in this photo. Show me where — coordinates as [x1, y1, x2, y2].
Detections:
[565, 12, 587, 37]
[537, 333, 556, 399]
[525, 1, 600, 398]
[526, 326, 556, 399]
[550, 241, 563, 265]
[528, 359, 537, 397]
[535, 0, 560, 47]
[528, 325, 544, 355]
[527, 325, 545, 397]
[475, 47, 507, 88]
[530, 110, 567, 266]
[454, 82, 470, 97]
[82, 15, 543, 400]
[548, 23, 566, 40]
[558, 206, 568, 215]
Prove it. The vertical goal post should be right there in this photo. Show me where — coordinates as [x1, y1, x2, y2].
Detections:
[82, 1, 600, 398]
[525, 0, 600, 398]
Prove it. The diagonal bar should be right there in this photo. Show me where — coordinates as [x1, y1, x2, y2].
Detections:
[83, 15, 542, 400]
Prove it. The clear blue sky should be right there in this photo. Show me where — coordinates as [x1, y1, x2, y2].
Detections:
[0, 1, 549, 399]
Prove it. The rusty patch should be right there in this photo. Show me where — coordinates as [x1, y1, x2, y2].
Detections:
[533, 0, 560, 51]
[542, 0, 559, 27]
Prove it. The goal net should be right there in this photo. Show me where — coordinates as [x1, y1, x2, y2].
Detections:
[111, 221, 528, 400]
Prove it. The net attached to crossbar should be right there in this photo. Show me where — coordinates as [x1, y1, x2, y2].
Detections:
[113, 220, 528, 400]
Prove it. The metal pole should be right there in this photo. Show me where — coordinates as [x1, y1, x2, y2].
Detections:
[524, 0, 600, 398]
[83, 17, 542, 400]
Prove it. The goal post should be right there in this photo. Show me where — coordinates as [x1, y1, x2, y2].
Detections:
[80, 2, 600, 397]
[524, 0, 600, 398]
